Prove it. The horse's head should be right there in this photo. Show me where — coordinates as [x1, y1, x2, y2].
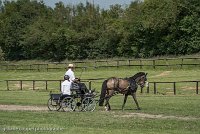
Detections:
[131, 72, 148, 88]
[138, 73, 148, 88]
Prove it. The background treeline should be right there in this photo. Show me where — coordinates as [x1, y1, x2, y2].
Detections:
[0, 0, 199, 61]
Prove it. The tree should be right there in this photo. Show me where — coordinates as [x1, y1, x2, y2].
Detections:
[0, 0, 4, 13]
[1, 0, 51, 60]
[0, 46, 4, 61]
[170, 0, 200, 54]
[0, 0, 199, 61]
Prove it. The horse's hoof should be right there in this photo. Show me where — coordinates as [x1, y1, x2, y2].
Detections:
[105, 107, 110, 111]
[135, 108, 141, 110]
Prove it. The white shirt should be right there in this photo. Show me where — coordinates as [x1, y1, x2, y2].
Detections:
[65, 69, 75, 82]
[61, 80, 72, 95]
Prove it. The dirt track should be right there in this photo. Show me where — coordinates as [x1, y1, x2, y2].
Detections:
[113, 112, 199, 121]
[0, 104, 199, 121]
[0, 104, 47, 111]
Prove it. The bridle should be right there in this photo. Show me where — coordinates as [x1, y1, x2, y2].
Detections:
[135, 75, 147, 88]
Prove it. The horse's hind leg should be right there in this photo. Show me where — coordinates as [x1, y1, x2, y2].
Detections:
[132, 92, 141, 110]
[104, 90, 115, 111]
[122, 94, 128, 111]
[104, 97, 111, 111]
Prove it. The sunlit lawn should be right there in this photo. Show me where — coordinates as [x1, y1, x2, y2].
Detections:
[0, 94, 200, 134]
[0, 66, 200, 134]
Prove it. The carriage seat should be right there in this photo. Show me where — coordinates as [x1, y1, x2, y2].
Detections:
[70, 82, 89, 95]
[50, 94, 62, 100]
[59, 94, 71, 100]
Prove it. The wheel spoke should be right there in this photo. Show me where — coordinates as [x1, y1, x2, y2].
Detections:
[82, 97, 96, 111]
[61, 97, 76, 112]
[47, 98, 61, 111]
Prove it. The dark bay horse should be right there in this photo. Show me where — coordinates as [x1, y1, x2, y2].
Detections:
[99, 72, 148, 111]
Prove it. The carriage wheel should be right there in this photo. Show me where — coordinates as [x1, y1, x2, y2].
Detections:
[47, 98, 61, 111]
[61, 97, 76, 112]
[75, 97, 84, 112]
[81, 97, 96, 112]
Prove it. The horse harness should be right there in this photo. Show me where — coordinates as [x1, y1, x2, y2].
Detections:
[113, 78, 136, 94]
[106, 75, 144, 97]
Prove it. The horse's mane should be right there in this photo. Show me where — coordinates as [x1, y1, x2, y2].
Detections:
[129, 72, 146, 80]
[107, 72, 145, 81]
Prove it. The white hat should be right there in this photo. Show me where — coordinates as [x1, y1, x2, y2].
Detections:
[68, 64, 74, 68]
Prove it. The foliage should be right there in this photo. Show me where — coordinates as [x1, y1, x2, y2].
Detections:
[0, 0, 199, 61]
[0, 46, 4, 61]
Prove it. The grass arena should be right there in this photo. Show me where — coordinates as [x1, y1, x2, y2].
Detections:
[0, 65, 200, 134]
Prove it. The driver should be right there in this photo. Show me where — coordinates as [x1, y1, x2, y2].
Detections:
[65, 64, 76, 82]
[65, 64, 88, 94]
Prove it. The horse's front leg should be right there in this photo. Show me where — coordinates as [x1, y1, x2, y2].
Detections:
[132, 92, 141, 110]
[122, 94, 128, 111]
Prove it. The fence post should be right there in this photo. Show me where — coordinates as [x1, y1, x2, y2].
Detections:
[20, 80, 22, 90]
[33, 80, 35, 90]
[196, 81, 199, 94]
[89, 81, 91, 90]
[181, 58, 183, 69]
[94, 61, 97, 68]
[6, 80, 9, 90]
[153, 60, 155, 69]
[147, 83, 150, 93]
[37, 64, 40, 72]
[117, 60, 119, 68]
[140, 60, 142, 69]
[46, 64, 48, 72]
[173, 82, 176, 95]
[154, 82, 156, 94]
[59, 80, 62, 91]
[165, 59, 169, 68]
[105, 60, 107, 68]
[46, 81, 48, 90]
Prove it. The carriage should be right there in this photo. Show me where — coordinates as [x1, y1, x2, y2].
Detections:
[47, 72, 148, 112]
[47, 83, 97, 112]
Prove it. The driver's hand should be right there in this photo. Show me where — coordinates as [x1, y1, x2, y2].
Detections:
[75, 78, 80, 82]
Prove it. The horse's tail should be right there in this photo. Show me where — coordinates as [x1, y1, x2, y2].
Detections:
[99, 79, 107, 106]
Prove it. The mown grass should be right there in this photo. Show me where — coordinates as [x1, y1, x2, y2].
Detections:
[0, 109, 200, 134]
[0, 107, 200, 134]
[0, 91, 199, 117]
[0, 67, 199, 94]
[0, 94, 200, 134]
[0, 62, 200, 134]
[1, 55, 200, 71]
